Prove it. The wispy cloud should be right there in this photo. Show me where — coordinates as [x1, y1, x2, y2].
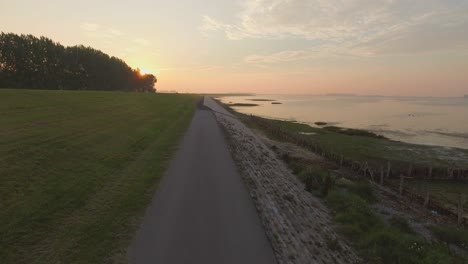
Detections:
[133, 38, 150, 46]
[245, 50, 312, 64]
[80, 22, 100, 32]
[199, 16, 225, 32]
[108, 28, 123, 36]
[201, 0, 468, 58]
[244, 44, 374, 64]
[80, 22, 124, 38]
[157, 63, 226, 72]
[125, 47, 138, 53]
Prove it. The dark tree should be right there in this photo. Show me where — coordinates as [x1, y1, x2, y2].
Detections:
[0, 32, 157, 92]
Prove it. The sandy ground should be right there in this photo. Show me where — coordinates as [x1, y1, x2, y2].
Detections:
[127, 101, 276, 264]
[204, 97, 360, 264]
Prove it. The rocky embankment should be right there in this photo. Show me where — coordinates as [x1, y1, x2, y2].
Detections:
[204, 97, 359, 264]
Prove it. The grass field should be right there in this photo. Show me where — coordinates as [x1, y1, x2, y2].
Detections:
[399, 179, 468, 214]
[325, 184, 466, 263]
[0, 89, 197, 263]
[246, 117, 468, 168]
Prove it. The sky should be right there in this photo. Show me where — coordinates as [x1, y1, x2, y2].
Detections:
[1, 0, 468, 96]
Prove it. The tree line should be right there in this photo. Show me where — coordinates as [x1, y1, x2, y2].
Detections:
[0, 32, 157, 92]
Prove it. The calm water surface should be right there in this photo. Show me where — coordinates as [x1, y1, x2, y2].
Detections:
[218, 95, 468, 149]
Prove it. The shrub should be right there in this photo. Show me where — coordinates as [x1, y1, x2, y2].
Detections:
[419, 243, 463, 264]
[334, 178, 377, 203]
[327, 189, 464, 263]
[327, 190, 383, 237]
[335, 177, 354, 188]
[389, 216, 415, 235]
[299, 166, 332, 196]
[430, 226, 468, 250]
[348, 181, 377, 203]
[360, 228, 423, 264]
[288, 159, 306, 175]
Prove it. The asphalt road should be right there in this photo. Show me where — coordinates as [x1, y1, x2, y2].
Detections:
[127, 97, 276, 264]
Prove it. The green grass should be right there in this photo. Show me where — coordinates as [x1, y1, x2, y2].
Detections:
[280, 155, 466, 262]
[247, 117, 468, 168]
[0, 89, 197, 263]
[227, 103, 259, 107]
[430, 226, 468, 250]
[323, 125, 386, 139]
[246, 99, 275, 102]
[399, 179, 468, 214]
[327, 187, 466, 263]
[236, 108, 468, 262]
[297, 165, 332, 196]
[241, 112, 468, 221]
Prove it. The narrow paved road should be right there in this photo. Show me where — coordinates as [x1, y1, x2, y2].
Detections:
[127, 97, 276, 264]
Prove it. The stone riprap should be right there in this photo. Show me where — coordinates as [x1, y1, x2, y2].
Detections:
[204, 97, 360, 264]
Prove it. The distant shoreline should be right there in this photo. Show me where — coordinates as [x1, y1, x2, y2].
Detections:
[213, 97, 468, 169]
[216, 94, 468, 150]
[214, 93, 468, 99]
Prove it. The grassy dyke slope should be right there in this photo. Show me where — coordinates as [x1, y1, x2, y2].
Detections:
[0, 89, 197, 263]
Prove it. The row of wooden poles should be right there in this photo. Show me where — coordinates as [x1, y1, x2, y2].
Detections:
[249, 115, 467, 225]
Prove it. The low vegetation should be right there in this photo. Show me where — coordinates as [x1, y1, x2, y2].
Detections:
[250, 115, 468, 263]
[227, 103, 259, 107]
[323, 125, 386, 139]
[297, 166, 331, 197]
[430, 226, 468, 250]
[288, 162, 465, 263]
[245, 116, 468, 168]
[246, 99, 275, 102]
[0, 89, 197, 263]
[399, 179, 468, 212]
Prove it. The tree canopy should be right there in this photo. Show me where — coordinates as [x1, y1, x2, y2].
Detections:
[0, 33, 157, 92]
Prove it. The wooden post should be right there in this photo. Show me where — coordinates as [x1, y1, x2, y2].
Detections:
[380, 166, 384, 185]
[363, 162, 369, 178]
[386, 161, 391, 179]
[458, 192, 465, 225]
[423, 182, 430, 208]
[340, 155, 343, 167]
[428, 167, 432, 180]
[407, 164, 413, 177]
[399, 174, 404, 195]
[369, 167, 375, 182]
[305, 175, 312, 192]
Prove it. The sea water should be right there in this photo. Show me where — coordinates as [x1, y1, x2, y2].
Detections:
[218, 95, 468, 150]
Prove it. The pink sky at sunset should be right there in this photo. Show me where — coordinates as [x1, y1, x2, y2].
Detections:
[1, 0, 467, 96]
